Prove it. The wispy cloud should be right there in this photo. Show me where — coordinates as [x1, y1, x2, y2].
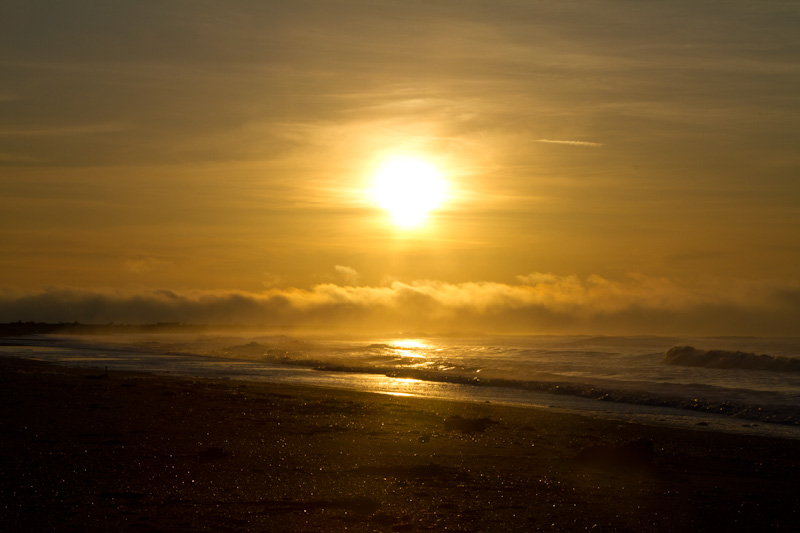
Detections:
[123, 257, 170, 274]
[334, 265, 361, 285]
[533, 139, 603, 147]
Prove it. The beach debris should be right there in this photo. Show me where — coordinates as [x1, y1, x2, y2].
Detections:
[443, 415, 498, 433]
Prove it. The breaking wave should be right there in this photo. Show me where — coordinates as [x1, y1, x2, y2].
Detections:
[207, 341, 800, 426]
[664, 346, 800, 373]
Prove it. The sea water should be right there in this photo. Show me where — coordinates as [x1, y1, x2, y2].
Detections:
[3, 333, 800, 439]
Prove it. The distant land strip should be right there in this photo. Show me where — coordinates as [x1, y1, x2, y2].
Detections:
[0, 322, 272, 337]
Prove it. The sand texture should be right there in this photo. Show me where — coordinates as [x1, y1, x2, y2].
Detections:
[2, 356, 800, 532]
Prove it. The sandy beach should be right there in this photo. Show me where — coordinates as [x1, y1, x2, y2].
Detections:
[2, 355, 799, 532]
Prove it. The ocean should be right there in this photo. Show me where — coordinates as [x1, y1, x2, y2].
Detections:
[3, 332, 800, 440]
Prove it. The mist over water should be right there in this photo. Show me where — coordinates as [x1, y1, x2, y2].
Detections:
[3, 332, 800, 438]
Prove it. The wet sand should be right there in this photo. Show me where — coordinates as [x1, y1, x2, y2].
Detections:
[2, 356, 799, 532]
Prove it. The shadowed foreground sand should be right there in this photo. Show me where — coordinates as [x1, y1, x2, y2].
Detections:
[2, 356, 799, 531]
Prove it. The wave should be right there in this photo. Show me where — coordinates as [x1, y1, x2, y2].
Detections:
[208, 342, 800, 426]
[664, 346, 800, 373]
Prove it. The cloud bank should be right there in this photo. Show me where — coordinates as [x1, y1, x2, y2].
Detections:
[2, 274, 798, 336]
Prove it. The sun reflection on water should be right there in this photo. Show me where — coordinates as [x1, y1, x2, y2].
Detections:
[376, 376, 428, 397]
[390, 339, 429, 359]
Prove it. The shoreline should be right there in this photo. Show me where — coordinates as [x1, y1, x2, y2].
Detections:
[5, 342, 800, 442]
[3, 355, 800, 531]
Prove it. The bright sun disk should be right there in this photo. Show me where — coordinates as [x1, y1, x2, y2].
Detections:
[370, 156, 447, 228]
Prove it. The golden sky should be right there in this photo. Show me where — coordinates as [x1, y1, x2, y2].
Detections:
[1, 1, 799, 334]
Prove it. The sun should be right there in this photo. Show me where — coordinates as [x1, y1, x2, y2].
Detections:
[370, 156, 447, 228]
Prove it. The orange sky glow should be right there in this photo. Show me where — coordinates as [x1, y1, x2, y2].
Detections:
[1, 1, 799, 334]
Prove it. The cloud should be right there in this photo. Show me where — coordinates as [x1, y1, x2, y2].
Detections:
[334, 265, 361, 285]
[123, 257, 170, 274]
[533, 139, 603, 147]
[1, 274, 798, 335]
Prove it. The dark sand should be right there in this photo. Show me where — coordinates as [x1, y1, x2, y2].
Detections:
[2, 356, 799, 532]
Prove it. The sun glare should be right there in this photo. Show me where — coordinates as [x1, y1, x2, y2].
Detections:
[370, 156, 447, 228]
[390, 339, 429, 358]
